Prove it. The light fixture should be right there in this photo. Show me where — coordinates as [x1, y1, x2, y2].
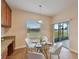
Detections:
[39, 5, 42, 20]
[38, 20, 42, 23]
[38, 5, 43, 24]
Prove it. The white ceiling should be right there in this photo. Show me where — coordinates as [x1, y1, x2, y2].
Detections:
[6, 0, 77, 16]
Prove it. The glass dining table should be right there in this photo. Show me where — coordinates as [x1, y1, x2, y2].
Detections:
[27, 41, 52, 59]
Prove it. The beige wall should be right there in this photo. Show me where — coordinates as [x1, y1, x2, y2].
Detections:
[52, 5, 78, 53]
[5, 9, 52, 49]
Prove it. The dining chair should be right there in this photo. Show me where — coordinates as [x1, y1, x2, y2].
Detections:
[42, 36, 48, 43]
[28, 51, 45, 59]
[49, 43, 63, 59]
[25, 38, 36, 52]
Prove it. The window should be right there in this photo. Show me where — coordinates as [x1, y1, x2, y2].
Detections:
[53, 21, 69, 42]
[26, 20, 42, 41]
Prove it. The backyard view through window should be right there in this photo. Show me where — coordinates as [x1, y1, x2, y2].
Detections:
[53, 21, 69, 49]
[27, 20, 41, 41]
[53, 22, 69, 42]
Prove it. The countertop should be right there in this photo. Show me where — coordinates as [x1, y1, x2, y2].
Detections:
[1, 40, 13, 54]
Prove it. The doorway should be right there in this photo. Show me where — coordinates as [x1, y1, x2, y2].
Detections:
[53, 21, 69, 49]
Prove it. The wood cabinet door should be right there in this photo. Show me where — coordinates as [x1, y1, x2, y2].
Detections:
[6, 5, 11, 27]
[1, 0, 7, 26]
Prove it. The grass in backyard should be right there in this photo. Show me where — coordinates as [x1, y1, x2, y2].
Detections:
[54, 31, 68, 38]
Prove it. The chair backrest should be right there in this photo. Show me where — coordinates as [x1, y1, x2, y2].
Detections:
[54, 43, 63, 55]
[42, 36, 48, 42]
[28, 51, 45, 59]
[25, 38, 36, 48]
[25, 38, 29, 48]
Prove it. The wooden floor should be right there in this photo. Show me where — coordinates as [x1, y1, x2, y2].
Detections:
[7, 47, 78, 59]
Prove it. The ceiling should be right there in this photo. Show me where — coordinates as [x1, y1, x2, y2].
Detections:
[6, 0, 77, 16]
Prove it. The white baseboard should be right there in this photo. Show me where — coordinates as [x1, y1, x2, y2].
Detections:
[69, 48, 78, 54]
[15, 45, 26, 50]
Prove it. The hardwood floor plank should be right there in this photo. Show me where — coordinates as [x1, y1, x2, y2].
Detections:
[7, 47, 78, 59]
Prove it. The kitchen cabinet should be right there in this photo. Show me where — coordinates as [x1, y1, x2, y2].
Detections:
[8, 42, 14, 56]
[1, 36, 15, 59]
[1, 0, 11, 27]
[6, 5, 11, 27]
[1, 0, 7, 26]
